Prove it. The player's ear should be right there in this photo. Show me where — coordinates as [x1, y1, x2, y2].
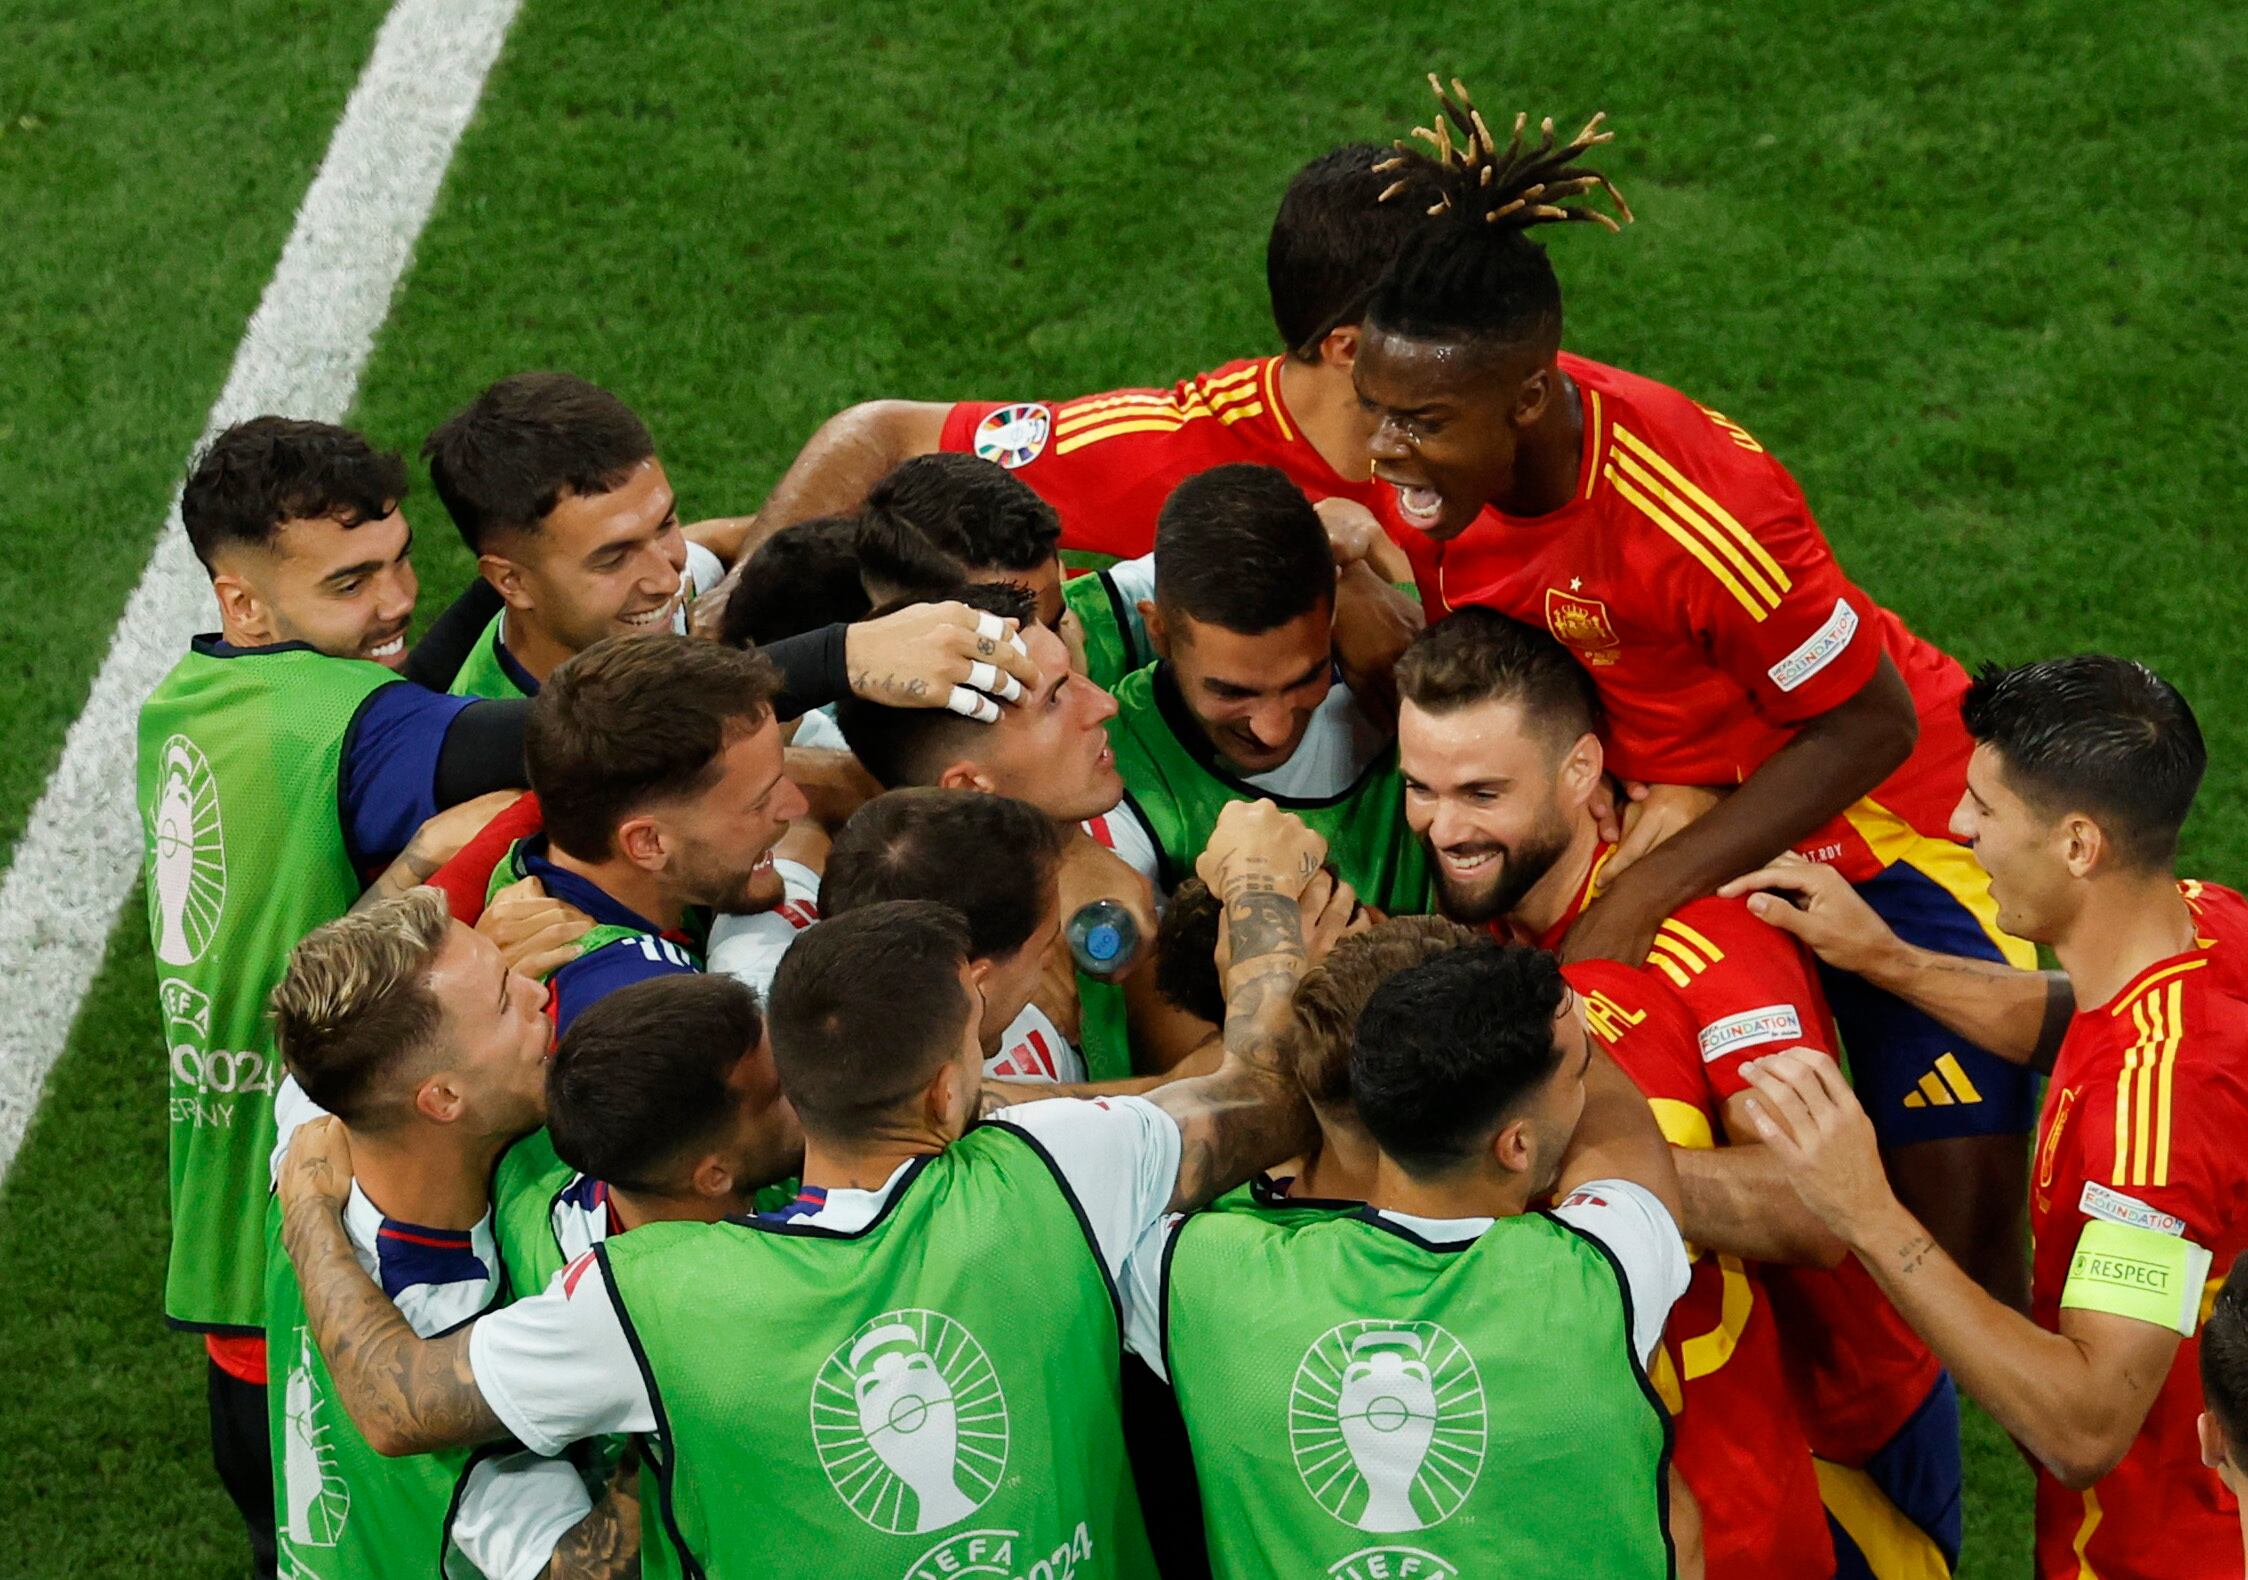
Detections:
[923, 1058, 962, 1135]
[1559, 731, 1605, 805]
[209, 569, 273, 644]
[1318, 324, 1361, 371]
[478, 552, 533, 611]
[1490, 1115, 1534, 1176]
[413, 1072, 466, 1125]
[1513, 361, 1559, 430]
[689, 1152, 735, 1204]
[2198, 1410, 2225, 1471]
[934, 762, 997, 796]
[613, 815, 667, 872]
[2059, 812, 2104, 879]
[1140, 600, 1170, 660]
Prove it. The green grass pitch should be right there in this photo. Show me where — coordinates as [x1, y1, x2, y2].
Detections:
[2, 0, 2242, 1573]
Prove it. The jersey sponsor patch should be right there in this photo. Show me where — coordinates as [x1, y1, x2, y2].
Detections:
[1766, 598, 1860, 693]
[1696, 1004, 1805, 1063]
[2060, 1217, 2212, 1335]
[972, 403, 1052, 469]
[2079, 1181, 2187, 1238]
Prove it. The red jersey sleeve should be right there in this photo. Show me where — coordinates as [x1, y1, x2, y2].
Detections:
[941, 394, 1199, 563]
[1564, 959, 1711, 1119]
[1647, 896, 1839, 1101]
[428, 791, 542, 923]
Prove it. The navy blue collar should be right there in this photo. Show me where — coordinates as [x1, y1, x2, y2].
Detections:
[490, 618, 542, 695]
[191, 633, 323, 659]
[515, 836, 671, 937]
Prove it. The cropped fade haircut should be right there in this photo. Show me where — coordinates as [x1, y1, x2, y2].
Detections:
[269, 887, 452, 1130]
[2200, 1251, 2248, 1466]
[1291, 917, 1481, 1109]
[858, 452, 1063, 589]
[1350, 940, 1569, 1176]
[1961, 656, 2205, 871]
[528, 632, 782, 860]
[1153, 464, 1334, 635]
[821, 789, 1064, 964]
[547, 973, 766, 1194]
[767, 900, 974, 1137]
[1267, 142, 1446, 359]
[423, 372, 656, 554]
[833, 582, 1039, 789]
[180, 416, 408, 571]
[1396, 607, 1602, 753]
[718, 514, 871, 648]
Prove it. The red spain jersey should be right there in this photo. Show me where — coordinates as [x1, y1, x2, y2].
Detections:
[941, 356, 1384, 564]
[1564, 956, 1834, 1578]
[2029, 880, 2248, 1580]
[1395, 354, 1975, 882]
[1530, 847, 1944, 1462]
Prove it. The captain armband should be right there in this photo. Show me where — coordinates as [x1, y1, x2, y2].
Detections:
[2059, 1217, 2214, 1336]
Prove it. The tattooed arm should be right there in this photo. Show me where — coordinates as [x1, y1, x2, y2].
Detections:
[545, 1469, 641, 1580]
[353, 791, 522, 913]
[276, 1118, 509, 1455]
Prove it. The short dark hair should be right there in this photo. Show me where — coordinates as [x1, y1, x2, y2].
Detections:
[1292, 917, 1481, 1109]
[767, 900, 973, 1135]
[1961, 656, 2206, 870]
[1153, 464, 1333, 635]
[1396, 608, 1601, 748]
[423, 372, 656, 554]
[833, 583, 1039, 788]
[180, 417, 408, 571]
[821, 789, 1063, 963]
[269, 888, 451, 1130]
[528, 633, 781, 859]
[1267, 143, 1445, 359]
[1152, 879, 1226, 1025]
[547, 973, 764, 1192]
[2202, 1250, 2248, 1462]
[1350, 941, 1568, 1176]
[858, 453, 1062, 586]
[719, 515, 871, 648]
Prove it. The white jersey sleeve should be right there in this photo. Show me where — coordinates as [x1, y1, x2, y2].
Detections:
[685, 540, 725, 596]
[986, 1001, 1087, 1085]
[268, 1074, 330, 1191]
[448, 1448, 594, 1580]
[788, 705, 849, 753]
[1085, 803, 1162, 892]
[467, 1256, 656, 1458]
[1552, 1180, 1692, 1367]
[989, 1097, 1180, 1284]
[1118, 1214, 1184, 1377]
[706, 859, 822, 997]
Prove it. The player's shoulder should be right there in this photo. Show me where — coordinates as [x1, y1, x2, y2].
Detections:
[1561, 957, 1701, 1056]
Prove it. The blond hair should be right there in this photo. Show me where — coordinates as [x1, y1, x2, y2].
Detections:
[269, 886, 453, 1129]
[1289, 916, 1482, 1106]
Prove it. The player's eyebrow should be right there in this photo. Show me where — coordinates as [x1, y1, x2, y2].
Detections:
[321, 556, 389, 588]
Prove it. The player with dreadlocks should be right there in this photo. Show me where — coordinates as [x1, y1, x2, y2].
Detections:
[1354, 76, 2029, 1573]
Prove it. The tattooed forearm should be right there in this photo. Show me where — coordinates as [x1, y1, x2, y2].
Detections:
[1892, 1231, 1939, 1279]
[1154, 1062, 1318, 1213]
[352, 845, 444, 912]
[544, 1482, 642, 1580]
[281, 1199, 507, 1455]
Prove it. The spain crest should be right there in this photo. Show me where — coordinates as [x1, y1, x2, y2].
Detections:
[1544, 588, 1621, 665]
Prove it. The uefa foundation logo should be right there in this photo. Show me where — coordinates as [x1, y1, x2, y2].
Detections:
[149, 733, 226, 967]
[811, 1309, 1009, 1535]
[1290, 1321, 1486, 1533]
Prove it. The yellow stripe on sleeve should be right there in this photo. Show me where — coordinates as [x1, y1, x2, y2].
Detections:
[1606, 464, 1774, 622]
[1610, 424, 1791, 592]
[1259, 358, 1296, 442]
[1053, 417, 1187, 456]
[1608, 446, 1786, 611]
[2154, 980, 2183, 1186]
[1659, 918, 1725, 965]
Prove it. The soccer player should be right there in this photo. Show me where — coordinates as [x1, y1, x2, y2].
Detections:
[1349, 81, 2035, 1302]
[264, 889, 632, 1578]
[139, 417, 547, 1573]
[1724, 656, 2248, 1579]
[272, 800, 1331, 1579]
[1139, 936, 1690, 1576]
[748, 144, 1443, 563]
[1394, 607, 1961, 1575]
[2199, 1257, 2248, 1570]
[853, 450, 1069, 630]
[423, 372, 741, 699]
[820, 789, 1091, 1084]
[1102, 465, 1428, 913]
[483, 633, 807, 1034]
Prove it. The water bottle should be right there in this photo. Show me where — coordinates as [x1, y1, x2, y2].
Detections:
[1067, 898, 1142, 981]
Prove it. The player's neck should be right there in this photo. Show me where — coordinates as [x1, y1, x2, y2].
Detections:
[1496, 370, 1586, 519]
[608, 1185, 731, 1232]
[542, 843, 685, 931]
[497, 608, 571, 687]
[799, 1124, 946, 1196]
[1367, 1152, 1533, 1223]
[346, 1122, 502, 1231]
[1507, 818, 1604, 941]
[1277, 356, 1376, 483]
[1294, 1111, 1380, 1203]
[2052, 872, 2197, 1009]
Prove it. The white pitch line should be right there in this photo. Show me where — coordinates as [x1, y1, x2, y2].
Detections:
[0, 0, 522, 1186]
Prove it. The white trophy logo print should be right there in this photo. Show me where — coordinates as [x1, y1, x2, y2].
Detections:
[811, 1310, 1009, 1535]
[281, 1331, 351, 1547]
[1291, 1321, 1486, 1532]
[150, 733, 226, 966]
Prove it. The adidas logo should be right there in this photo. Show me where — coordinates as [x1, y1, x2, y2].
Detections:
[1901, 1053, 1983, 1109]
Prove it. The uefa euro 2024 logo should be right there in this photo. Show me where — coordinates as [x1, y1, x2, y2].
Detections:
[812, 1310, 1010, 1535]
[150, 734, 226, 967]
[1291, 1320, 1487, 1534]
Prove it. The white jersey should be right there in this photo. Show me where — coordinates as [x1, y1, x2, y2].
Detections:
[705, 858, 823, 997]
[467, 1096, 1184, 1458]
[788, 705, 848, 753]
[679, 540, 726, 626]
[1080, 805, 1162, 891]
[987, 1000, 1086, 1084]
[1119, 1178, 1690, 1381]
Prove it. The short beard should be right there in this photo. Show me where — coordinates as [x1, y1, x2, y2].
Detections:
[1424, 820, 1573, 927]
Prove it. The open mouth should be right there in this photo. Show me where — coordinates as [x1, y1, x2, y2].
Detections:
[366, 631, 407, 661]
[752, 849, 776, 874]
[618, 595, 677, 632]
[1439, 847, 1499, 879]
[1389, 482, 1444, 527]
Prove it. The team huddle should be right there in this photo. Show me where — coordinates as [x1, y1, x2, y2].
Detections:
[137, 78, 2248, 1580]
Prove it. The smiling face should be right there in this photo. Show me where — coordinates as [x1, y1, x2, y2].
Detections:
[1150, 602, 1336, 776]
[215, 506, 420, 668]
[422, 919, 553, 1137]
[1949, 742, 2078, 944]
[1399, 695, 1594, 926]
[492, 457, 691, 654]
[1353, 328, 1562, 541]
[633, 716, 810, 915]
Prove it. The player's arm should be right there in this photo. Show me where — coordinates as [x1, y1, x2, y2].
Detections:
[748, 399, 951, 551]
[1564, 654, 1918, 965]
[276, 1118, 509, 1455]
[1744, 1050, 2181, 1487]
[1671, 1090, 1847, 1267]
[683, 513, 756, 567]
[1554, 1041, 1684, 1223]
[1145, 801, 1324, 1212]
[544, 1473, 640, 1580]
[1720, 856, 2071, 1068]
